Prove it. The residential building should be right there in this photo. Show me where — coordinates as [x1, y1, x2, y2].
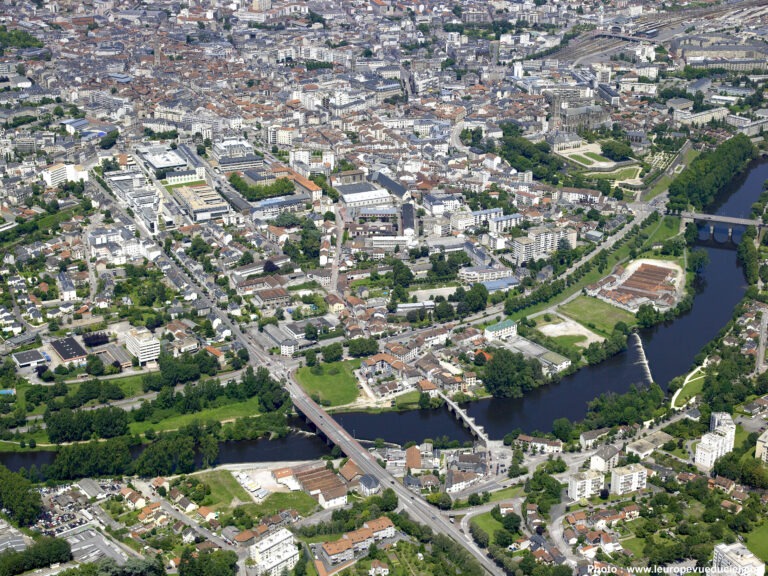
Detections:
[695, 412, 736, 470]
[712, 543, 765, 576]
[610, 464, 647, 495]
[126, 327, 161, 365]
[568, 470, 605, 500]
[756, 429, 768, 464]
[249, 528, 300, 576]
[590, 445, 620, 473]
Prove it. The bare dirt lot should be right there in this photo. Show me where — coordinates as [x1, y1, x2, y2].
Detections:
[537, 315, 604, 346]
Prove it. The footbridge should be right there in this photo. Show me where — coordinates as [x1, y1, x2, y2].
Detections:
[439, 391, 490, 446]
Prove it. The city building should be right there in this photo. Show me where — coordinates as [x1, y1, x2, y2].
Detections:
[695, 412, 736, 470]
[249, 528, 300, 576]
[174, 184, 230, 223]
[590, 445, 620, 473]
[756, 429, 768, 464]
[712, 543, 765, 576]
[483, 319, 517, 341]
[610, 463, 647, 495]
[567, 470, 605, 500]
[126, 327, 161, 365]
[41, 163, 89, 188]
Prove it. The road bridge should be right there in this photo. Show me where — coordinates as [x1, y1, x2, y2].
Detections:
[680, 211, 762, 240]
[288, 380, 503, 576]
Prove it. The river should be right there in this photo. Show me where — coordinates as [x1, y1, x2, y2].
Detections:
[2, 160, 766, 471]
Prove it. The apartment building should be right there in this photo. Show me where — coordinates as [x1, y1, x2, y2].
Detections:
[712, 543, 765, 576]
[567, 470, 605, 500]
[610, 463, 647, 495]
[695, 412, 736, 470]
[249, 528, 300, 576]
[756, 429, 768, 464]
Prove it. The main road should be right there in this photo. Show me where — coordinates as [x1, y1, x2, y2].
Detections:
[285, 377, 503, 576]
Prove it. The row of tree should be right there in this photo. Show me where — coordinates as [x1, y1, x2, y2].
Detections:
[667, 134, 757, 211]
[45, 406, 129, 443]
[0, 538, 71, 576]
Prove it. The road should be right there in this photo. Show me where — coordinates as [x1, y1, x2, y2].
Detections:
[285, 379, 504, 576]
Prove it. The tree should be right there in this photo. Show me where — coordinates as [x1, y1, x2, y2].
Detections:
[99, 129, 119, 149]
[304, 323, 318, 341]
[688, 248, 710, 274]
[552, 417, 573, 442]
[322, 342, 343, 363]
[600, 139, 633, 161]
[85, 354, 105, 376]
[484, 348, 545, 398]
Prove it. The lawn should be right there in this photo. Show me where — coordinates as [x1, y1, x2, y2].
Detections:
[488, 485, 524, 503]
[620, 536, 646, 557]
[585, 151, 611, 162]
[472, 511, 504, 539]
[129, 395, 263, 435]
[569, 154, 594, 166]
[395, 390, 421, 409]
[239, 491, 318, 518]
[295, 359, 361, 406]
[647, 216, 681, 246]
[673, 375, 705, 408]
[585, 167, 640, 182]
[735, 424, 750, 451]
[193, 470, 252, 510]
[552, 334, 587, 349]
[165, 180, 206, 191]
[559, 296, 637, 336]
[746, 522, 768, 561]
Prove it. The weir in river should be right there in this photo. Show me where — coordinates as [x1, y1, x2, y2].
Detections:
[631, 332, 654, 386]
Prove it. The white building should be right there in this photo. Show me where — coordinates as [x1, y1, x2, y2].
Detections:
[712, 543, 765, 576]
[610, 463, 647, 495]
[695, 412, 736, 470]
[41, 163, 89, 188]
[483, 319, 517, 341]
[590, 445, 620, 473]
[756, 429, 768, 464]
[249, 528, 300, 576]
[126, 327, 161, 365]
[567, 470, 605, 500]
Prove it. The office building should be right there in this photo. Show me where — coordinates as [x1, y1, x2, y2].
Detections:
[126, 327, 161, 365]
[174, 184, 230, 223]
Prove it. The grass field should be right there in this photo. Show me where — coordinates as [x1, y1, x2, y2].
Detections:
[746, 522, 768, 561]
[552, 334, 587, 349]
[193, 470, 252, 510]
[735, 424, 750, 451]
[620, 536, 646, 557]
[165, 180, 206, 191]
[239, 491, 318, 518]
[585, 151, 610, 162]
[569, 154, 594, 166]
[471, 511, 504, 539]
[295, 359, 361, 406]
[560, 296, 637, 336]
[395, 390, 421, 409]
[585, 167, 641, 182]
[647, 216, 681, 246]
[488, 485, 524, 503]
[129, 395, 263, 435]
[674, 375, 705, 408]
